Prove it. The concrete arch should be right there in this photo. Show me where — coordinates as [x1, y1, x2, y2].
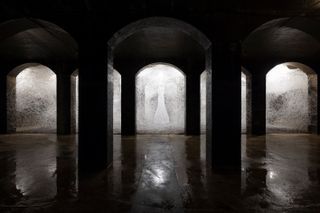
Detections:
[243, 17, 320, 67]
[0, 18, 78, 62]
[108, 16, 211, 50]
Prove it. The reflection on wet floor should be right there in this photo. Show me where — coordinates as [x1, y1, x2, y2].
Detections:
[0, 134, 320, 212]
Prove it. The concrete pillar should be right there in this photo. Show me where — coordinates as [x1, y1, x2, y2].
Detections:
[0, 71, 7, 134]
[78, 27, 112, 171]
[207, 42, 241, 171]
[318, 74, 320, 134]
[56, 69, 72, 135]
[186, 72, 200, 135]
[251, 72, 266, 135]
[121, 71, 136, 135]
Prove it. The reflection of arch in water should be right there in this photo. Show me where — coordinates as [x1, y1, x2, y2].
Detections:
[266, 62, 317, 133]
[136, 63, 186, 134]
[7, 63, 57, 133]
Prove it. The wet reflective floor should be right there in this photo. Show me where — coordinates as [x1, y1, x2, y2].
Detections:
[0, 134, 320, 212]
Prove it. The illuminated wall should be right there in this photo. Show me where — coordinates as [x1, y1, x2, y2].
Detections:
[200, 71, 207, 134]
[136, 64, 186, 134]
[7, 64, 57, 133]
[266, 63, 316, 133]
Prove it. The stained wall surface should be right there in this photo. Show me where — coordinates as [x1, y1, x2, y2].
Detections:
[136, 64, 186, 134]
[7, 65, 57, 133]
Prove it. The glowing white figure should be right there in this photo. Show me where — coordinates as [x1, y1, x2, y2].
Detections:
[154, 85, 170, 125]
[136, 63, 186, 134]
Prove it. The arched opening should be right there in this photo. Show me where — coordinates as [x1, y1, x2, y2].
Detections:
[241, 69, 252, 134]
[266, 62, 317, 133]
[7, 63, 57, 133]
[136, 63, 186, 134]
[0, 18, 78, 135]
[105, 17, 212, 171]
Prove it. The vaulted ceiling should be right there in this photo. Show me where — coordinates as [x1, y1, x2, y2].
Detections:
[0, 18, 78, 62]
[243, 17, 320, 65]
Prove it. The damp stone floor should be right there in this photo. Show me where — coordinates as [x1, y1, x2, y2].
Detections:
[0, 134, 320, 212]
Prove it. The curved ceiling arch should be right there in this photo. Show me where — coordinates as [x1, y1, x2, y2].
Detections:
[0, 18, 78, 62]
[110, 17, 209, 75]
[243, 17, 320, 65]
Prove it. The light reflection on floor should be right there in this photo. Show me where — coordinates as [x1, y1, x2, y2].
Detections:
[0, 134, 320, 212]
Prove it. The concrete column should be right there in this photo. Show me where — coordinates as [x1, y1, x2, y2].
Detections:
[78, 30, 112, 171]
[0, 71, 7, 134]
[57, 71, 72, 135]
[207, 42, 241, 171]
[251, 72, 266, 135]
[121, 71, 136, 135]
[186, 72, 200, 135]
[318, 75, 320, 135]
